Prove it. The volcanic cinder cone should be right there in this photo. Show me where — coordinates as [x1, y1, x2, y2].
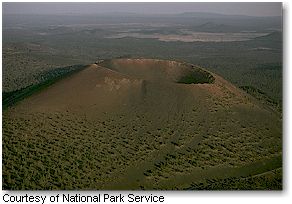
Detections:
[3, 59, 282, 190]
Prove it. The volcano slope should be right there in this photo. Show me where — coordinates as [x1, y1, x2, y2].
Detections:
[2, 59, 282, 190]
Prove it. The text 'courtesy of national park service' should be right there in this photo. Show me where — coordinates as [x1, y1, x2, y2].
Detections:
[2, 193, 165, 203]
[2, 2, 282, 192]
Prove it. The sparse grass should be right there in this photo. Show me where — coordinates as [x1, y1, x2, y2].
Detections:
[186, 168, 282, 190]
[2, 92, 282, 189]
[240, 85, 281, 112]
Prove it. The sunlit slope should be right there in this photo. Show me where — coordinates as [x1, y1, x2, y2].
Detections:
[3, 59, 282, 190]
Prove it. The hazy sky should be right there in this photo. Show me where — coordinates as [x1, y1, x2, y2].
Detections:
[3, 2, 282, 17]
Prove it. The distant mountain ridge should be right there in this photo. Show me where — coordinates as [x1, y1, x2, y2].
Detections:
[177, 12, 281, 19]
[193, 21, 240, 32]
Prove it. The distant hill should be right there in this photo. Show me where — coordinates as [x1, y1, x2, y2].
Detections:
[176, 12, 256, 19]
[3, 11, 282, 33]
[192, 21, 240, 32]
